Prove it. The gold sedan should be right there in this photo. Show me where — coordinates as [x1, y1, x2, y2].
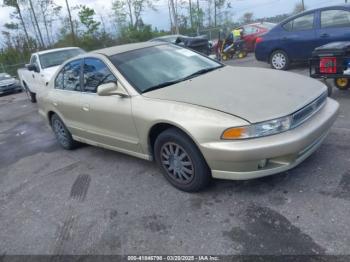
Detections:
[37, 42, 339, 192]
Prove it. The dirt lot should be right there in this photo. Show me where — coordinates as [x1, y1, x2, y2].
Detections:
[1, 55, 350, 256]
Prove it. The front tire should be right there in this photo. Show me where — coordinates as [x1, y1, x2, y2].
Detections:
[51, 114, 77, 150]
[154, 128, 211, 192]
[270, 50, 290, 70]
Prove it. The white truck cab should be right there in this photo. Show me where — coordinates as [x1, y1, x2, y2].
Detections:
[18, 47, 85, 102]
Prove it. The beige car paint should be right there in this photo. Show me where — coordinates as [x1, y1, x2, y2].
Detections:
[37, 42, 339, 180]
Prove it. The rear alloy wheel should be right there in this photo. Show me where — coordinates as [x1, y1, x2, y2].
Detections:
[51, 114, 77, 150]
[334, 78, 350, 90]
[270, 50, 289, 70]
[154, 128, 211, 192]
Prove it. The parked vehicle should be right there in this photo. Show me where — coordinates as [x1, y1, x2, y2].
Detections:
[238, 22, 276, 52]
[255, 4, 350, 70]
[18, 47, 85, 103]
[150, 35, 210, 55]
[38, 42, 338, 192]
[0, 73, 22, 96]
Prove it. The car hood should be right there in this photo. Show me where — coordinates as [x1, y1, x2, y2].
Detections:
[143, 66, 327, 123]
[0, 78, 16, 87]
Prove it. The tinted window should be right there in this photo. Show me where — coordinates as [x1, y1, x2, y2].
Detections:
[83, 58, 117, 93]
[321, 9, 350, 28]
[55, 59, 81, 91]
[283, 13, 314, 31]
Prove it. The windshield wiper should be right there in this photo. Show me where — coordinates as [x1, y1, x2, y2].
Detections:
[143, 79, 185, 93]
[183, 66, 223, 80]
[143, 65, 223, 93]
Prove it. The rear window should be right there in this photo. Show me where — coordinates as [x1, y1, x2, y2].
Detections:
[321, 9, 350, 28]
[283, 13, 314, 31]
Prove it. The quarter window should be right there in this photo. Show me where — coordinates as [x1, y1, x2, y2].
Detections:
[55, 59, 82, 91]
[283, 13, 314, 31]
[83, 58, 117, 93]
[321, 9, 350, 28]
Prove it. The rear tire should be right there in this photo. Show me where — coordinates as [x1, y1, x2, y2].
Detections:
[51, 114, 77, 150]
[270, 50, 290, 70]
[154, 128, 211, 192]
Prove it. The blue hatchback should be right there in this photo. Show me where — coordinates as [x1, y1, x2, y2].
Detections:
[255, 4, 350, 70]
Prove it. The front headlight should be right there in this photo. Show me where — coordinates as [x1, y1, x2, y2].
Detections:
[222, 116, 292, 140]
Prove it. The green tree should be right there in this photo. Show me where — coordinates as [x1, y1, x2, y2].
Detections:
[78, 5, 101, 36]
[112, 0, 158, 29]
[242, 12, 254, 24]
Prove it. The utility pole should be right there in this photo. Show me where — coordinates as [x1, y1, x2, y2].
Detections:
[301, 0, 305, 11]
[169, 0, 179, 34]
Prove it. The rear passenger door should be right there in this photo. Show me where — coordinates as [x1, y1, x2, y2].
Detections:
[281, 12, 317, 60]
[50, 59, 85, 136]
[317, 8, 350, 46]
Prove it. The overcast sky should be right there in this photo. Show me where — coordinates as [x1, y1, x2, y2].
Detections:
[0, 0, 347, 34]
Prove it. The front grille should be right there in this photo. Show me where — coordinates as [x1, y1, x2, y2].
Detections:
[291, 92, 327, 128]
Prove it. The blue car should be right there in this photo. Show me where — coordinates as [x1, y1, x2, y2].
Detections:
[255, 4, 350, 70]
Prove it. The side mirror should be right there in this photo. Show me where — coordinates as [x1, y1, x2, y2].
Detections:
[26, 64, 40, 73]
[97, 82, 129, 97]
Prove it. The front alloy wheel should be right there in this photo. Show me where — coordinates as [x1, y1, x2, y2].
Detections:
[154, 128, 211, 192]
[160, 142, 195, 185]
[270, 50, 289, 70]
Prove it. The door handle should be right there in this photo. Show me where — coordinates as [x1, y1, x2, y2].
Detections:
[53, 102, 58, 107]
[32, 74, 35, 78]
[82, 106, 90, 112]
[320, 33, 329, 38]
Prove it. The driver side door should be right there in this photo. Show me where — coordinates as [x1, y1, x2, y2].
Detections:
[78, 57, 142, 154]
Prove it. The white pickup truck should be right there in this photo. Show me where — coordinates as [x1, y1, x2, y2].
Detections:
[18, 47, 85, 102]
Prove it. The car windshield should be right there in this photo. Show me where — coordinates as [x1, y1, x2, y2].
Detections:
[0, 73, 12, 81]
[109, 45, 222, 93]
[39, 48, 85, 69]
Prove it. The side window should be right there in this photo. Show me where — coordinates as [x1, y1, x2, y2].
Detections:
[55, 59, 82, 91]
[30, 55, 38, 65]
[83, 58, 117, 93]
[283, 13, 314, 31]
[321, 9, 350, 28]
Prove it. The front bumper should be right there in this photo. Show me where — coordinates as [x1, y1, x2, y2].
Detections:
[200, 98, 339, 180]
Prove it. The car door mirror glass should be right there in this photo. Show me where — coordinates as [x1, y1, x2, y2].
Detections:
[97, 82, 128, 97]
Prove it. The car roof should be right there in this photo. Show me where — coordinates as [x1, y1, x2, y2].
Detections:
[35, 47, 82, 55]
[93, 42, 165, 56]
[281, 4, 350, 23]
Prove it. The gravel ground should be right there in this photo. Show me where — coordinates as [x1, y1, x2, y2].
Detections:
[0, 55, 350, 256]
